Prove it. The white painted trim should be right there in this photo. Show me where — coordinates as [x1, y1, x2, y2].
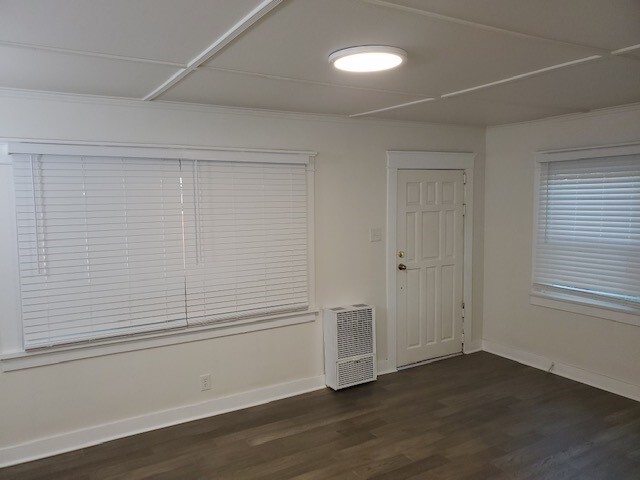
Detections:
[358, 0, 609, 54]
[6, 142, 315, 164]
[386, 151, 475, 369]
[376, 364, 398, 376]
[463, 340, 482, 354]
[530, 294, 640, 327]
[441, 56, 602, 99]
[0, 374, 326, 468]
[534, 142, 640, 162]
[143, 0, 284, 100]
[482, 340, 640, 402]
[397, 352, 463, 370]
[349, 98, 435, 118]
[2, 311, 318, 371]
[0, 39, 184, 68]
[611, 44, 640, 55]
[387, 151, 475, 169]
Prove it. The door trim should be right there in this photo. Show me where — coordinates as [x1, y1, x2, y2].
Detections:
[386, 151, 476, 372]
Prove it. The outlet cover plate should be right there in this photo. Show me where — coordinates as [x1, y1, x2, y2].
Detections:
[200, 373, 211, 391]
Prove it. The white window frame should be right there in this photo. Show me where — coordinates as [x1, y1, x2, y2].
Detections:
[531, 142, 640, 327]
[0, 142, 317, 371]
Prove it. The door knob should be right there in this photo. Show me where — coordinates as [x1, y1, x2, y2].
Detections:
[398, 264, 407, 271]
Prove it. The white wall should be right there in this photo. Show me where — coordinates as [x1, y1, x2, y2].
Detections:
[0, 90, 485, 453]
[484, 105, 640, 392]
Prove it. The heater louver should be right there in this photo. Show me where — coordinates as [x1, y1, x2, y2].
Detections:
[324, 305, 377, 390]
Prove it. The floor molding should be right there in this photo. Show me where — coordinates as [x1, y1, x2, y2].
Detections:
[482, 340, 640, 402]
[0, 374, 326, 468]
[463, 340, 483, 354]
[397, 352, 463, 370]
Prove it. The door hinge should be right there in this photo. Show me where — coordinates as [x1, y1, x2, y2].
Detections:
[462, 203, 467, 217]
[461, 302, 465, 318]
[463, 172, 467, 185]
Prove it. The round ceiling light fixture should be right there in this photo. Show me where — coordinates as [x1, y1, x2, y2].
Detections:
[329, 46, 407, 73]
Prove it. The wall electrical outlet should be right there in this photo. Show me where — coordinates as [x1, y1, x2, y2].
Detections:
[200, 373, 211, 391]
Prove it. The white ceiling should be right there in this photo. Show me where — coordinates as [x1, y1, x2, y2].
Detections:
[1, 0, 639, 126]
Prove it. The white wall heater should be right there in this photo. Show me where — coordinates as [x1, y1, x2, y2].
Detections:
[323, 304, 377, 390]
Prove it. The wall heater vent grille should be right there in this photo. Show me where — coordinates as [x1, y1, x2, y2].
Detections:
[337, 309, 373, 359]
[337, 356, 375, 388]
[324, 304, 377, 390]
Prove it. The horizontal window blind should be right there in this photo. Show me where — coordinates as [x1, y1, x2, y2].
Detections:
[534, 155, 640, 310]
[182, 161, 309, 325]
[12, 153, 310, 350]
[14, 155, 187, 349]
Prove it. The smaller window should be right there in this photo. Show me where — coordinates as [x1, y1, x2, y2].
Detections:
[532, 145, 640, 319]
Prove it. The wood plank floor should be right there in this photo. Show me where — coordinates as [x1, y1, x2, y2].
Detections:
[2, 352, 639, 479]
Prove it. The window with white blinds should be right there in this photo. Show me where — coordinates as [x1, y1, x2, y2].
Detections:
[182, 161, 308, 325]
[12, 152, 310, 350]
[533, 153, 640, 313]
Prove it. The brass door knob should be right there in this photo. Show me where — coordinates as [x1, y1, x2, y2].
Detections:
[398, 264, 407, 271]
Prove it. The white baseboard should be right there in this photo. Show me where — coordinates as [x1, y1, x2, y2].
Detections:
[377, 346, 483, 375]
[378, 367, 398, 376]
[376, 359, 397, 376]
[0, 374, 326, 468]
[463, 340, 483, 354]
[482, 340, 640, 402]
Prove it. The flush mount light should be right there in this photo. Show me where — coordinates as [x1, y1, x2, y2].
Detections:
[329, 46, 407, 73]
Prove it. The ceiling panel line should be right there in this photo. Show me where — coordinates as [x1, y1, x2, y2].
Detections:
[349, 98, 435, 117]
[441, 56, 602, 99]
[0, 40, 184, 67]
[142, 0, 285, 101]
[612, 44, 640, 55]
[358, 0, 610, 55]
[611, 44, 640, 64]
[349, 55, 603, 118]
[198, 65, 432, 97]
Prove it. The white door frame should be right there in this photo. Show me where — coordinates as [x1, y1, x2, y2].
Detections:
[385, 151, 476, 372]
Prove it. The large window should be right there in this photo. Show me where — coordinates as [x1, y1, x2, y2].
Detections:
[532, 144, 640, 321]
[7, 144, 313, 352]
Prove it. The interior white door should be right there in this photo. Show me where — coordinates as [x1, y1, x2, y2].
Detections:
[396, 169, 464, 366]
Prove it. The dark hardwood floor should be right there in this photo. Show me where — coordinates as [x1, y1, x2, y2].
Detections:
[2, 352, 639, 479]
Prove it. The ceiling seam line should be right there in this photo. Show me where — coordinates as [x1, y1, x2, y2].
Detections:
[348, 55, 603, 118]
[440, 56, 603, 99]
[0, 40, 185, 67]
[611, 44, 640, 55]
[349, 98, 436, 117]
[142, 0, 285, 101]
[358, 0, 612, 55]
[610, 44, 640, 65]
[197, 65, 433, 97]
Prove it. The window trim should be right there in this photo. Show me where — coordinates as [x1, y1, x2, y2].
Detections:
[530, 142, 640, 326]
[1, 310, 318, 371]
[0, 142, 317, 370]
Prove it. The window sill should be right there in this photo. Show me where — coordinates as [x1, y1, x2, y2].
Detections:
[530, 292, 640, 327]
[1, 309, 318, 372]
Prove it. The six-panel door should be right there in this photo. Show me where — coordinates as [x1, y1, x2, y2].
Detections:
[396, 169, 464, 366]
